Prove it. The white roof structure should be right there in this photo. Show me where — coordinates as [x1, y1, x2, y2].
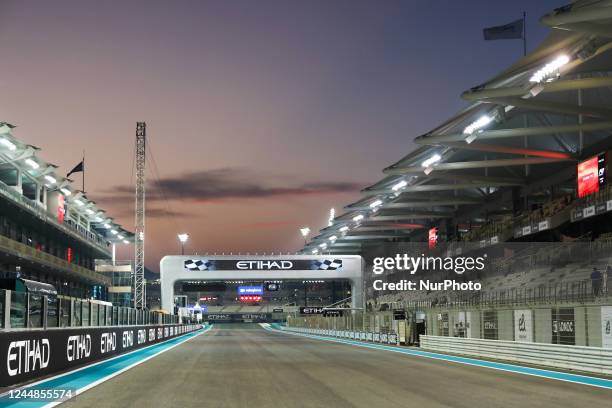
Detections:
[301, 0, 612, 254]
[0, 123, 133, 254]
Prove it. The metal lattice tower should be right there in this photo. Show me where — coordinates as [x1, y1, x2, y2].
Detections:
[134, 122, 146, 309]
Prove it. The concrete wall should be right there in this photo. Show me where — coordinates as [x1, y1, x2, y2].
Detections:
[422, 303, 609, 347]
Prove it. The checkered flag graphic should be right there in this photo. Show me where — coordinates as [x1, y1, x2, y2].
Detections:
[315, 259, 343, 270]
[184, 259, 211, 271]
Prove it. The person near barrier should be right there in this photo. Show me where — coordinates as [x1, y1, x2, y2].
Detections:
[591, 267, 602, 297]
[604, 265, 610, 296]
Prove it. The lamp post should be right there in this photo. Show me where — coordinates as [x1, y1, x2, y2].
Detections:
[178, 233, 189, 255]
[300, 227, 310, 245]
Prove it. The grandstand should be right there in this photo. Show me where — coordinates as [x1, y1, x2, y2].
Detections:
[0, 124, 133, 300]
[299, 1, 612, 286]
[294, 0, 612, 348]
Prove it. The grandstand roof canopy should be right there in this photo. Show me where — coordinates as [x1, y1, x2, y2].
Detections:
[0, 123, 133, 244]
[301, 0, 612, 255]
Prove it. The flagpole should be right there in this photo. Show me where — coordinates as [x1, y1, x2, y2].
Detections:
[523, 11, 527, 56]
[82, 150, 85, 193]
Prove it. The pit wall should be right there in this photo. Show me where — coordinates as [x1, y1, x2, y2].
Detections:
[0, 323, 201, 387]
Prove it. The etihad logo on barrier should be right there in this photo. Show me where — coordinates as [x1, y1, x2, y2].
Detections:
[101, 332, 117, 354]
[67, 334, 91, 361]
[7, 339, 50, 376]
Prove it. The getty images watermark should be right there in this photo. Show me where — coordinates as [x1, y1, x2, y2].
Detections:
[371, 253, 486, 291]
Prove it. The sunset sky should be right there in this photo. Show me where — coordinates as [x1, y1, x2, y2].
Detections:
[0, 0, 563, 272]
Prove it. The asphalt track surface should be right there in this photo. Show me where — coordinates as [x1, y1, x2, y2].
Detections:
[71, 324, 611, 408]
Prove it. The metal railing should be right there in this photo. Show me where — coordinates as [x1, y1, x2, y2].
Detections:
[399, 278, 609, 309]
[0, 179, 111, 254]
[0, 289, 178, 330]
[0, 235, 111, 286]
[281, 325, 399, 346]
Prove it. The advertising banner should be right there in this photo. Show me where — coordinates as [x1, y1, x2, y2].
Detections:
[552, 307, 575, 345]
[184, 259, 343, 272]
[602, 306, 612, 348]
[0, 324, 199, 387]
[323, 310, 343, 317]
[438, 313, 449, 336]
[577, 152, 607, 198]
[482, 310, 498, 340]
[514, 310, 533, 342]
[203, 313, 270, 323]
[455, 312, 466, 338]
[237, 286, 263, 295]
[299, 307, 324, 315]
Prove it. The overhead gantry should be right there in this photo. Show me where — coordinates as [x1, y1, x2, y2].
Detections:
[160, 255, 364, 312]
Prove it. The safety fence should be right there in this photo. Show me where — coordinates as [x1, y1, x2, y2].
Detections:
[281, 325, 398, 345]
[420, 335, 612, 376]
[401, 278, 607, 309]
[1, 289, 178, 330]
[0, 323, 203, 387]
[288, 311, 397, 335]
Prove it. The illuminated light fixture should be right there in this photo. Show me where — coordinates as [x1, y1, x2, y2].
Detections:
[123, 240, 129, 244]
[352, 214, 364, 222]
[300, 227, 310, 238]
[117, 234, 124, 239]
[329, 235, 338, 241]
[328, 208, 335, 227]
[311, 249, 318, 254]
[74, 199, 84, 206]
[421, 153, 442, 168]
[86, 208, 95, 215]
[178, 233, 189, 243]
[392, 180, 407, 191]
[465, 133, 479, 144]
[111, 229, 118, 235]
[319, 243, 327, 248]
[44, 175, 57, 184]
[60, 188, 71, 196]
[529, 54, 570, 83]
[369, 199, 383, 209]
[339, 226, 349, 232]
[94, 216, 103, 222]
[103, 223, 111, 229]
[0, 138, 16, 151]
[463, 115, 493, 135]
[25, 158, 39, 169]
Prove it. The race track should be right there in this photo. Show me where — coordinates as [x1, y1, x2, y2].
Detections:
[71, 324, 611, 408]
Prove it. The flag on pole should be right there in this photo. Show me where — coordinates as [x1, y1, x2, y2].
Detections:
[67, 160, 84, 177]
[483, 18, 524, 40]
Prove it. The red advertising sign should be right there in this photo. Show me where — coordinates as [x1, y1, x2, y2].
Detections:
[428, 227, 438, 249]
[57, 194, 65, 223]
[577, 153, 607, 198]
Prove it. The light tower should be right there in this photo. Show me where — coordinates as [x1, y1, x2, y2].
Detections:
[134, 122, 146, 309]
